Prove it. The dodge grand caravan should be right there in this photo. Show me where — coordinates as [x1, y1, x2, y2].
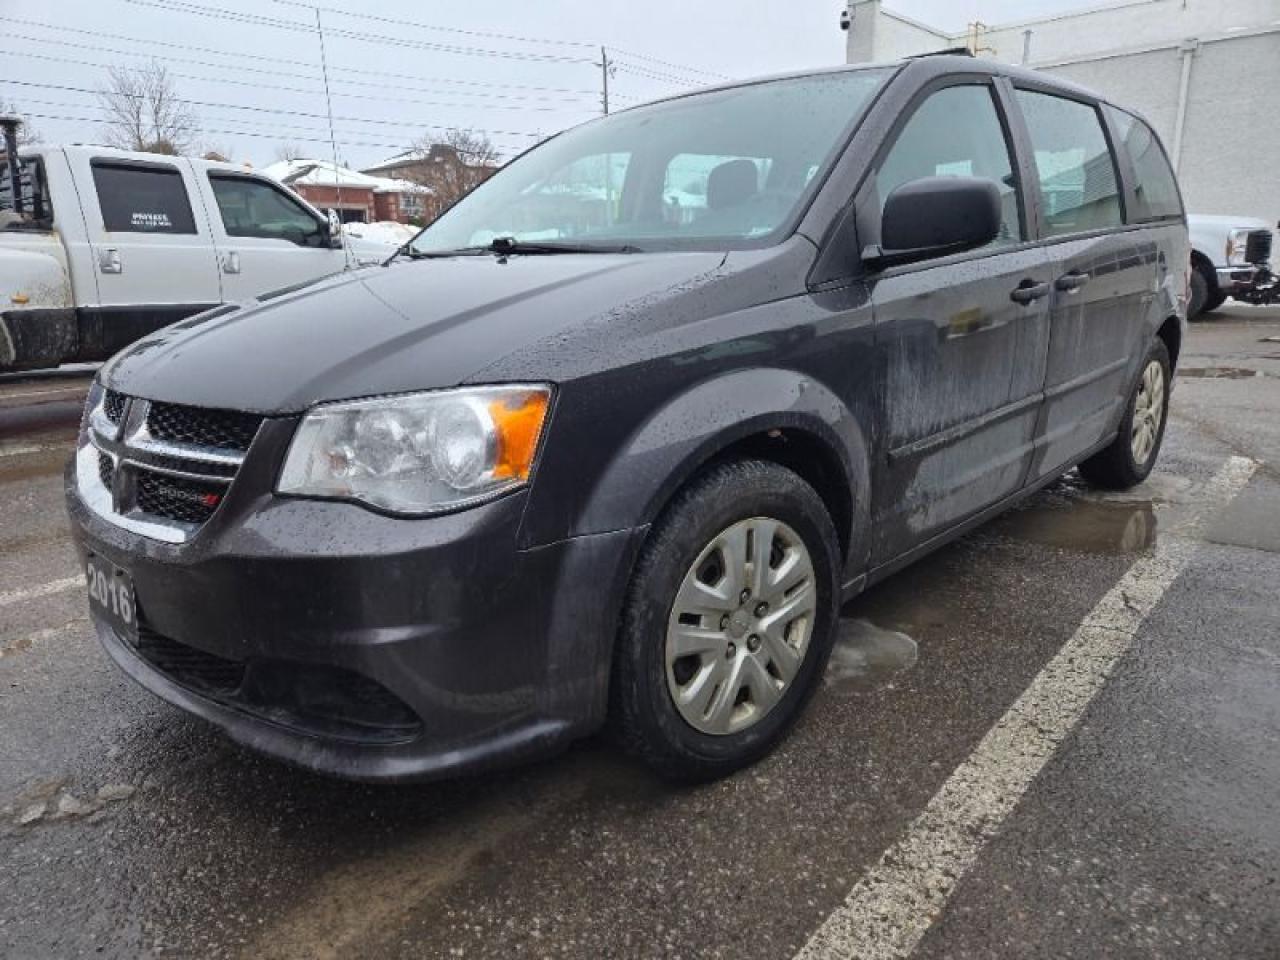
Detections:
[67, 55, 1189, 782]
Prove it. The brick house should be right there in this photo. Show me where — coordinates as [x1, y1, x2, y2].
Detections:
[362, 145, 498, 222]
[261, 159, 433, 225]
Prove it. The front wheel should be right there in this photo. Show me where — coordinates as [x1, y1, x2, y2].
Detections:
[1078, 339, 1171, 490]
[610, 459, 840, 781]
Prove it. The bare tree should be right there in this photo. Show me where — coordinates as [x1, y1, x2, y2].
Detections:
[0, 100, 41, 146]
[405, 128, 500, 212]
[96, 62, 198, 154]
[274, 142, 306, 163]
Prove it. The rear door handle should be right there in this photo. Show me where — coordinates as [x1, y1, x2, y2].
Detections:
[1055, 271, 1091, 292]
[98, 248, 122, 274]
[1010, 279, 1051, 304]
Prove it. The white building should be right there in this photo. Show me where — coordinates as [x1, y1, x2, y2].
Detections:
[843, 0, 1280, 229]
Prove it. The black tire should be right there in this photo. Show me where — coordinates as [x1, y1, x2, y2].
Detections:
[610, 459, 841, 782]
[1188, 261, 1222, 319]
[1078, 338, 1171, 490]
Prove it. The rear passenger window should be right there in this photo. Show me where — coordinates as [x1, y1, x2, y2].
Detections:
[1105, 107, 1182, 221]
[91, 162, 197, 234]
[1014, 90, 1122, 237]
[877, 84, 1022, 248]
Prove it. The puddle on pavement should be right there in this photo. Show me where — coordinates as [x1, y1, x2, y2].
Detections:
[991, 497, 1158, 554]
[825, 618, 918, 692]
[1178, 366, 1265, 379]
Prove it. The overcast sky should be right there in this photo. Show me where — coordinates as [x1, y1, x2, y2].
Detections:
[2, 0, 1103, 170]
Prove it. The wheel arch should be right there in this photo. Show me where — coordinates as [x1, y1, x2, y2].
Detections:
[1190, 248, 1219, 293]
[575, 367, 872, 578]
[1157, 314, 1182, 370]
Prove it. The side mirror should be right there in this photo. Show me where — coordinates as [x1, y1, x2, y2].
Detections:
[865, 176, 1003, 267]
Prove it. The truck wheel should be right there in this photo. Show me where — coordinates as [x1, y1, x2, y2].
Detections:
[1078, 338, 1171, 490]
[1188, 261, 1222, 319]
[611, 459, 840, 781]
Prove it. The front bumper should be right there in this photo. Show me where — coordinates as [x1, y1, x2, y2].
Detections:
[1216, 264, 1269, 294]
[66, 462, 644, 782]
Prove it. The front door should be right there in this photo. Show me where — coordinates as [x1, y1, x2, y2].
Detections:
[866, 81, 1053, 562]
[202, 172, 347, 302]
[1010, 88, 1153, 478]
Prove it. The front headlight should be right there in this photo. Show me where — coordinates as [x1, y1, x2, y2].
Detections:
[278, 384, 551, 515]
[1226, 228, 1252, 267]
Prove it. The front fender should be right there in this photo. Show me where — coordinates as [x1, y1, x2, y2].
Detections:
[575, 367, 872, 576]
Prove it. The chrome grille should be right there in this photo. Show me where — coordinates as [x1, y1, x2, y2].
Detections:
[103, 390, 127, 425]
[79, 389, 259, 543]
[1245, 230, 1272, 266]
[147, 402, 262, 453]
[97, 451, 115, 489]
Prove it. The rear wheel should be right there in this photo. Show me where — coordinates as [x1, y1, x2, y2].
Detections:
[611, 459, 840, 781]
[1078, 338, 1171, 490]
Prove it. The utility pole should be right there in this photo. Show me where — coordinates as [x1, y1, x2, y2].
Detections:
[599, 45, 611, 115]
[599, 45, 614, 225]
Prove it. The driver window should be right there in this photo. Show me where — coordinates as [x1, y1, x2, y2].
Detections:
[876, 85, 1023, 248]
[209, 175, 324, 246]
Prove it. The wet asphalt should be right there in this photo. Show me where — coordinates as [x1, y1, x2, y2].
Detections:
[1, 307, 1277, 959]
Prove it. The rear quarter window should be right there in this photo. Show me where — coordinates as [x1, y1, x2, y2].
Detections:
[1014, 90, 1122, 238]
[91, 162, 198, 234]
[1105, 107, 1183, 221]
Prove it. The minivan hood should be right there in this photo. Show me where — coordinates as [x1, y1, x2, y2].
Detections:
[102, 251, 728, 413]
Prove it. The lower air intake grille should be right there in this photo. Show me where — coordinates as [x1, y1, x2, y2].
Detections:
[134, 623, 246, 696]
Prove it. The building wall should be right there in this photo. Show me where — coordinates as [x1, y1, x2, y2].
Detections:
[844, 1, 1280, 229]
[288, 184, 375, 223]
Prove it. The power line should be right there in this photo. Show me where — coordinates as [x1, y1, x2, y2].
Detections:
[612, 61, 716, 87]
[0, 20, 601, 97]
[2, 80, 551, 140]
[267, 0, 599, 50]
[0, 49, 597, 111]
[20, 110, 533, 158]
[124, 0, 596, 64]
[607, 47, 734, 82]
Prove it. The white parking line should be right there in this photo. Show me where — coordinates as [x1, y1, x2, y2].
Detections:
[0, 442, 63, 459]
[0, 575, 84, 608]
[0, 385, 87, 402]
[794, 455, 1258, 960]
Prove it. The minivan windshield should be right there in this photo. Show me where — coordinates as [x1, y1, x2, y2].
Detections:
[410, 68, 893, 255]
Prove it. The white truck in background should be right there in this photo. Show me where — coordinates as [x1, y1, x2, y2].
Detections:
[1186, 214, 1277, 318]
[1, 128, 393, 372]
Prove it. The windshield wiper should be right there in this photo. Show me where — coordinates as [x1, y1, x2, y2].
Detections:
[389, 237, 640, 264]
[486, 236, 640, 255]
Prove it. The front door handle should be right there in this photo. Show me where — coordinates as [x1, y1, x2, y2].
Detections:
[1010, 279, 1051, 304]
[1055, 270, 1091, 293]
[222, 251, 241, 275]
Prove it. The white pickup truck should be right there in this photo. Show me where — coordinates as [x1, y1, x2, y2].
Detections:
[1, 143, 389, 371]
[1187, 213, 1277, 318]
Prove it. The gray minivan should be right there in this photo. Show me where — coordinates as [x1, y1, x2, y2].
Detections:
[68, 54, 1189, 782]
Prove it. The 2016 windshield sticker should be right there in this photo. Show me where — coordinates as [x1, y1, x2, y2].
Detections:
[131, 211, 172, 229]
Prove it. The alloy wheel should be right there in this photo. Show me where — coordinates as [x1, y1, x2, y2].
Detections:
[1130, 359, 1166, 466]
